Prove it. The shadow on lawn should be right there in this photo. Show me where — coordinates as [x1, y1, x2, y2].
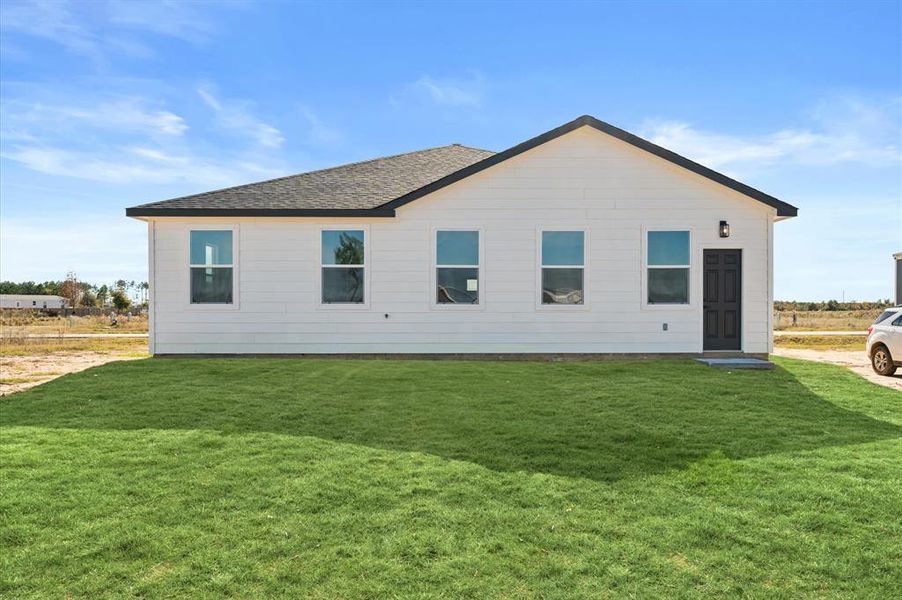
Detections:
[2, 358, 900, 482]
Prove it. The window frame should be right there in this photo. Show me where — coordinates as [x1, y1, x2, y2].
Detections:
[641, 227, 693, 310]
[536, 227, 589, 310]
[430, 227, 484, 310]
[186, 225, 239, 310]
[317, 226, 370, 309]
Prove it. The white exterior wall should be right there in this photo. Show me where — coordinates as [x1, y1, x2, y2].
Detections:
[147, 127, 777, 355]
[0, 295, 67, 309]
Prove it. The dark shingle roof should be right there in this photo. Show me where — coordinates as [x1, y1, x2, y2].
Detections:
[127, 145, 495, 216]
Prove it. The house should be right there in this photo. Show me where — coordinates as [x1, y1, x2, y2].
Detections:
[0, 294, 68, 310]
[127, 115, 798, 356]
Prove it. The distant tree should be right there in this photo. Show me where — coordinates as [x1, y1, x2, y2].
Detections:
[111, 289, 132, 312]
[59, 272, 81, 308]
[97, 285, 110, 307]
[80, 289, 98, 307]
[0, 281, 57, 295]
[0, 281, 25, 294]
[334, 233, 364, 265]
[115, 279, 127, 292]
[33, 281, 62, 295]
[333, 233, 364, 300]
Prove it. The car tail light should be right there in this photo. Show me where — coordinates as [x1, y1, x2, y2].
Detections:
[867, 326, 873, 336]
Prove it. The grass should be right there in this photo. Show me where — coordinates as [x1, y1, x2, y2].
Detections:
[774, 334, 867, 351]
[0, 337, 148, 356]
[0, 374, 60, 385]
[0, 312, 148, 335]
[1, 357, 900, 597]
[773, 309, 879, 331]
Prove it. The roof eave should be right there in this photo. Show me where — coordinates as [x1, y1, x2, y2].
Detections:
[125, 207, 397, 218]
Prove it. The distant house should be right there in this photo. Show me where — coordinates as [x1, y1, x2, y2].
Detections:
[0, 294, 68, 310]
[127, 115, 798, 356]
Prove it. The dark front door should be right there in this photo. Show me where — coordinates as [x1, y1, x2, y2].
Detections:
[703, 249, 742, 351]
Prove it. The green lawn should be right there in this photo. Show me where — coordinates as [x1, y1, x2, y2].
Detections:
[1, 357, 900, 598]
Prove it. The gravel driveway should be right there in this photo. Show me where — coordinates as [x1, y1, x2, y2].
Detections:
[772, 348, 902, 391]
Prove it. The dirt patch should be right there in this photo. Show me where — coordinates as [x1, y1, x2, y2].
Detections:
[772, 348, 902, 391]
[0, 352, 144, 395]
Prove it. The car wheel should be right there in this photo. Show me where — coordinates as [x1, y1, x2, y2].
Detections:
[871, 345, 897, 376]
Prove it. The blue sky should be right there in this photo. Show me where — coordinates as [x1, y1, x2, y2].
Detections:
[1, 0, 899, 300]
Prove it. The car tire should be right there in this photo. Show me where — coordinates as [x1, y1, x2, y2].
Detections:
[871, 345, 897, 376]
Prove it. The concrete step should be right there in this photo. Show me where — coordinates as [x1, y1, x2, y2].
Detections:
[695, 357, 775, 370]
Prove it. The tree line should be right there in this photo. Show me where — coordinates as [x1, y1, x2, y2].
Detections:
[0, 273, 148, 311]
[774, 299, 893, 312]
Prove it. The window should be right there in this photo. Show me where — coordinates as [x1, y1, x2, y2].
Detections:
[321, 229, 365, 304]
[647, 231, 690, 304]
[875, 310, 898, 324]
[541, 231, 584, 305]
[893, 315, 902, 327]
[435, 230, 479, 304]
[190, 230, 234, 304]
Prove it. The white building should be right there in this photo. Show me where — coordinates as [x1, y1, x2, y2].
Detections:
[127, 115, 797, 356]
[0, 295, 68, 309]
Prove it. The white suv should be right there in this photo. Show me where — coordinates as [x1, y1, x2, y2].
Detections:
[867, 308, 902, 376]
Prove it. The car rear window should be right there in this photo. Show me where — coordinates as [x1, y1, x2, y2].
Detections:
[874, 310, 898, 324]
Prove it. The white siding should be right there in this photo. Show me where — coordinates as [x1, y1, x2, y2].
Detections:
[0, 295, 68, 309]
[148, 127, 777, 354]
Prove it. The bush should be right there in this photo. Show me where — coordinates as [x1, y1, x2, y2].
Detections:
[111, 290, 131, 312]
[80, 290, 98, 307]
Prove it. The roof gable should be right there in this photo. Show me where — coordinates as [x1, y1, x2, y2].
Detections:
[126, 115, 797, 218]
[381, 115, 797, 217]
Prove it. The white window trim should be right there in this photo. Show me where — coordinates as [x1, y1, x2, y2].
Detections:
[535, 227, 589, 310]
[317, 226, 370, 310]
[641, 226, 693, 311]
[186, 225, 239, 311]
[430, 227, 485, 311]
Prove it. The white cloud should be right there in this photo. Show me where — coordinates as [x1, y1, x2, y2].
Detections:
[104, 0, 222, 44]
[0, 84, 341, 188]
[399, 73, 485, 107]
[196, 86, 222, 112]
[0, 0, 246, 64]
[639, 96, 902, 171]
[0, 145, 283, 187]
[2, 98, 188, 137]
[0, 0, 103, 61]
[197, 84, 285, 148]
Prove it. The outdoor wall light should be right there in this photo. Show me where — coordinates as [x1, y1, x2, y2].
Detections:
[719, 220, 731, 238]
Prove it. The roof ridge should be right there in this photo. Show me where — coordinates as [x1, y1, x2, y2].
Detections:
[131, 144, 494, 209]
